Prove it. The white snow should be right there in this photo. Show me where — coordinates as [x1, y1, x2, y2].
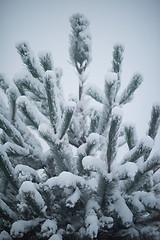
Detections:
[113, 162, 138, 180]
[110, 191, 133, 227]
[139, 135, 154, 149]
[15, 164, 40, 182]
[19, 181, 45, 212]
[85, 83, 105, 103]
[48, 233, 62, 240]
[0, 199, 16, 220]
[0, 231, 12, 240]
[15, 41, 44, 80]
[10, 219, 41, 238]
[41, 219, 57, 237]
[66, 187, 81, 207]
[99, 216, 113, 229]
[112, 106, 123, 119]
[17, 96, 49, 126]
[105, 72, 118, 84]
[85, 215, 99, 239]
[153, 168, 160, 184]
[134, 191, 160, 210]
[149, 126, 160, 158]
[82, 156, 108, 177]
[46, 171, 86, 189]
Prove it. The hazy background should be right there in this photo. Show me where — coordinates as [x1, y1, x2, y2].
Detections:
[0, 0, 160, 138]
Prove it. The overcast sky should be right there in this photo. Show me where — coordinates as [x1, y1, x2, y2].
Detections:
[0, 0, 160, 138]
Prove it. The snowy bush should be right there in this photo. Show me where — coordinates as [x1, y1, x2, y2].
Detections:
[0, 13, 160, 240]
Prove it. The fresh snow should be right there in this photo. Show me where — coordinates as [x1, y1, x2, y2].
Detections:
[41, 219, 57, 237]
[82, 156, 108, 177]
[19, 181, 45, 212]
[10, 219, 41, 238]
[46, 171, 86, 189]
[66, 187, 81, 207]
[15, 164, 40, 182]
[113, 162, 138, 180]
[112, 106, 123, 119]
[105, 72, 118, 84]
[0, 231, 12, 240]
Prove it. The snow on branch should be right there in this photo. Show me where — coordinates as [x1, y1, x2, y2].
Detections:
[104, 72, 118, 105]
[107, 107, 123, 172]
[17, 96, 49, 129]
[44, 71, 61, 132]
[38, 51, 54, 72]
[45, 171, 86, 189]
[59, 101, 75, 139]
[0, 113, 24, 147]
[19, 181, 46, 216]
[14, 71, 45, 99]
[148, 103, 160, 140]
[0, 198, 17, 221]
[41, 219, 57, 238]
[3, 142, 30, 158]
[85, 83, 105, 104]
[82, 156, 108, 179]
[119, 73, 143, 105]
[69, 13, 91, 74]
[16, 41, 44, 81]
[124, 123, 137, 150]
[110, 191, 133, 228]
[0, 73, 10, 92]
[122, 136, 153, 164]
[143, 151, 160, 173]
[0, 146, 19, 190]
[10, 218, 43, 238]
[15, 164, 40, 183]
[66, 187, 81, 208]
[113, 162, 138, 180]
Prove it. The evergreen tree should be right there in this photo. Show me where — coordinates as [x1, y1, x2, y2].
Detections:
[0, 13, 160, 240]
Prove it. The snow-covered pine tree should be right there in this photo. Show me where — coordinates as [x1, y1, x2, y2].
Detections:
[0, 13, 160, 240]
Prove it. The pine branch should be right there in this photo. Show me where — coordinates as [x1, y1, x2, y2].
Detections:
[14, 73, 45, 100]
[85, 84, 105, 104]
[148, 103, 160, 139]
[69, 13, 91, 71]
[77, 133, 102, 173]
[3, 142, 30, 158]
[0, 198, 17, 221]
[39, 124, 72, 174]
[107, 107, 123, 172]
[0, 129, 8, 144]
[0, 147, 19, 190]
[104, 72, 117, 105]
[16, 42, 43, 81]
[44, 71, 60, 132]
[112, 44, 124, 75]
[122, 136, 153, 164]
[38, 51, 53, 71]
[0, 73, 9, 92]
[143, 152, 160, 173]
[11, 218, 43, 238]
[7, 85, 19, 124]
[119, 74, 143, 105]
[124, 123, 137, 150]
[112, 44, 124, 93]
[19, 181, 46, 217]
[0, 114, 24, 147]
[17, 96, 48, 129]
[98, 72, 118, 135]
[59, 102, 75, 139]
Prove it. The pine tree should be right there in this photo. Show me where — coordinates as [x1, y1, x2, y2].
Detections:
[0, 13, 160, 240]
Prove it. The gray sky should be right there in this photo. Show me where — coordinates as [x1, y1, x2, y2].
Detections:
[0, 0, 160, 138]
